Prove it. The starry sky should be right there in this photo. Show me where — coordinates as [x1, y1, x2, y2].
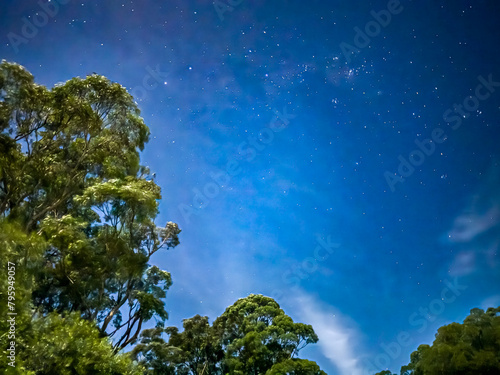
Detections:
[2, 0, 500, 374]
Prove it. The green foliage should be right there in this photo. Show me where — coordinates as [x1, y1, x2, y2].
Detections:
[265, 359, 327, 375]
[0, 60, 180, 373]
[0, 221, 44, 374]
[0, 221, 142, 375]
[133, 314, 223, 375]
[401, 307, 500, 375]
[0, 60, 181, 352]
[22, 312, 143, 375]
[133, 294, 325, 375]
[213, 294, 319, 374]
[0, 60, 149, 228]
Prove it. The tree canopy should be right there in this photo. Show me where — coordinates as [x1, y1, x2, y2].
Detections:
[132, 294, 324, 375]
[400, 307, 500, 375]
[0, 60, 181, 373]
[372, 306, 500, 375]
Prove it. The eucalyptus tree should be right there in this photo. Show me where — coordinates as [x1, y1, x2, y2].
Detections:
[0, 60, 180, 352]
[133, 294, 326, 375]
[401, 307, 500, 375]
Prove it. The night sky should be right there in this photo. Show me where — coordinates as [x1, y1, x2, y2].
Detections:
[2, 1, 500, 374]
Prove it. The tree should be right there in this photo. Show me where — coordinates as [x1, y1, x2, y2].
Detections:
[400, 307, 500, 375]
[0, 221, 142, 375]
[213, 294, 320, 374]
[132, 315, 224, 375]
[21, 312, 144, 375]
[265, 359, 327, 375]
[133, 294, 325, 374]
[1, 60, 182, 375]
[0, 60, 181, 352]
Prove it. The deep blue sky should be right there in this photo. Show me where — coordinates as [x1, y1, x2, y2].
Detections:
[2, 1, 500, 373]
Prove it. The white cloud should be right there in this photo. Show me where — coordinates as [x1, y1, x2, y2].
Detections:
[288, 291, 364, 375]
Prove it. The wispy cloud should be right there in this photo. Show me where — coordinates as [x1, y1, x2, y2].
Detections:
[441, 161, 500, 277]
[288, 291, 364, 375]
